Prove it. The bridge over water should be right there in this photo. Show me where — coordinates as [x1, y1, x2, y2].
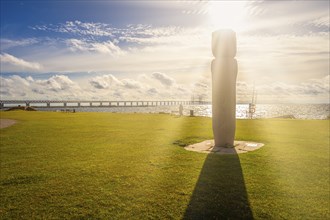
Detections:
[0, 100, 212, 108]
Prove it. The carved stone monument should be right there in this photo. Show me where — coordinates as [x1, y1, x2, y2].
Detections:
[184, 30, 263, 154]
[211, 29, 237, 147]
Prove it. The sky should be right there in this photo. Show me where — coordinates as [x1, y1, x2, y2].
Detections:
[0, 0, 329, 103]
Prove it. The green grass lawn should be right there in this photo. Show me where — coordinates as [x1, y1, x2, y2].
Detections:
[0, 111, 329, 219]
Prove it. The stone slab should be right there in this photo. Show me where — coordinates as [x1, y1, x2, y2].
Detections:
[0, 119, 17, 129]
[184, 140, 264, 155]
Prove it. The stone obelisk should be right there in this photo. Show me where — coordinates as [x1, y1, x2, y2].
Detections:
[211, 30, 237, 147]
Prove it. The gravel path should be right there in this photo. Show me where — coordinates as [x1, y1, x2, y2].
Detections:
[0, 119, 17, 129]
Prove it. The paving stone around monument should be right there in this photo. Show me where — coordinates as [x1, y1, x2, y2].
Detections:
[0, 119, 17, 129]
[184, 140, 264, 154]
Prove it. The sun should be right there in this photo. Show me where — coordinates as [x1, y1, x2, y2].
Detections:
[207, 1, 247, 31]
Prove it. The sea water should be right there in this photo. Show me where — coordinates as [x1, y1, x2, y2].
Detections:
[28, 104, 329, 120]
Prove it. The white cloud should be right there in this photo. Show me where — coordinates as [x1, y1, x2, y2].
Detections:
[0, 73, 328, 103]
[87, 72, 190, 100]
[253, 75, 330, 103]
[147, 88, 158, 95]
[308, 15, 330, 28]
[32, 20, 115, 37]
[90, 78, 109, 89]
[0, 75, 86, 100]
[151, 72, 175, 87]
[32, 21, 173, 40]
[89, 74, 123, 89]
[32, 20, 204, 48]
[23, 22, 329, 88]
[122, 79, 143, 89]
[37, 75, 77, 92]
[66, 39, 124, 55]
[2, 7, 329, 104]
[0, 53, 42, 70]
[0, 38, 39, 50]
[237, 33, 329, 83]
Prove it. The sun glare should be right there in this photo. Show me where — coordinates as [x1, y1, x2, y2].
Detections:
[207, 1, 247, 31]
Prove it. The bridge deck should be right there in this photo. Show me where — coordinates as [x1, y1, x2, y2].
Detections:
[0, 100, 212, 108]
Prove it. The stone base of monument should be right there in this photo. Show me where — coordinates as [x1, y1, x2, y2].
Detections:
[184, 140, 264, 155]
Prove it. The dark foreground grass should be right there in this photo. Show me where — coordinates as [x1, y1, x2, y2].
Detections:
[0, 111, 329, 219]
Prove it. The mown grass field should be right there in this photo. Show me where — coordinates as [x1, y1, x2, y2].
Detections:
[0, 111, 329, 219]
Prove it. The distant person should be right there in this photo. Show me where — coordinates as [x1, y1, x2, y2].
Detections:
[179, 104, 183, 116]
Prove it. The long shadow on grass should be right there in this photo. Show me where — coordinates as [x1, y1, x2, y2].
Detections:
[184, 152, 253, 219]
